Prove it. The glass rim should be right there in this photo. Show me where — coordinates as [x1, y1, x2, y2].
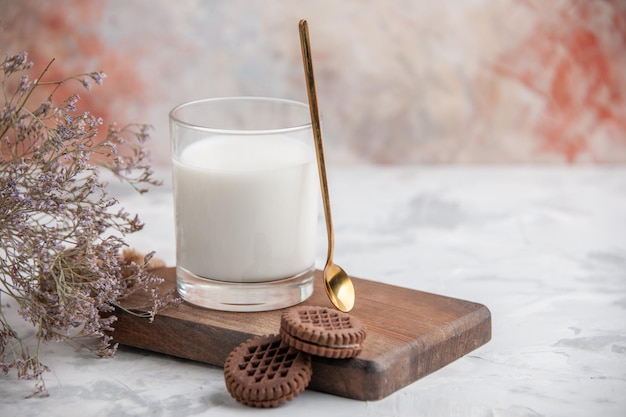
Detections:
[169, 96, 312, 135]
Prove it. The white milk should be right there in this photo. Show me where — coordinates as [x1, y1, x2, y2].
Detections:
[172, 135, 317, 283]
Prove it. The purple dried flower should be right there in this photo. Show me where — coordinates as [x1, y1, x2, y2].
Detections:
[2, 51, 33, 75]
[90, 71, 106, 86]
[0, 51, 174, 398]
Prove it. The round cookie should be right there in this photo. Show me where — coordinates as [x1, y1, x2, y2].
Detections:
[224, 334, 312, 408]
[280, 305, 367, 359]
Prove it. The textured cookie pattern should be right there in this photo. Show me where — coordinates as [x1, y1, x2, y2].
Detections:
[280, 306, 367, 359]
[223, 334, 312, 408]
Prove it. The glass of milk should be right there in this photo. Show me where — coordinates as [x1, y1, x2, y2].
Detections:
[169, 97, 317, 311]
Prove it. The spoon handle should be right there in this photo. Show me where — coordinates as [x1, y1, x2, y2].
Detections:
[299, 19, 335, 266]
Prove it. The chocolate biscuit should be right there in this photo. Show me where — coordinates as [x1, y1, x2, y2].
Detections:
[224, 334, 312, 408]
[280, 305, 367, 359]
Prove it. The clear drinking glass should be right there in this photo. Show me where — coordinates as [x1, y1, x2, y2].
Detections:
[169, 97, 317, 311]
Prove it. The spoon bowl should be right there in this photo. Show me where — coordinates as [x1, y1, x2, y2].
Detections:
[299, 19, 356, 312]
[324, 263, 355, 312]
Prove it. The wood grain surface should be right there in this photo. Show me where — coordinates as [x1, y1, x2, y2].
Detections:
[112, 267, 491, 401]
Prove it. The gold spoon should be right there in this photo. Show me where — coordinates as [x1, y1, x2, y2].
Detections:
[299, 19, 355, 312]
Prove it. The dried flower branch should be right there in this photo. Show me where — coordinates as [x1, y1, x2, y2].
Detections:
[0, 51, 179, 397]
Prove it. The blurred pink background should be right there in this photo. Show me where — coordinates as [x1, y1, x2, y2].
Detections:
[1, 0, 625, 165]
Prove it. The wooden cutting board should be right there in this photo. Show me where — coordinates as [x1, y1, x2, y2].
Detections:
[112, 267, 491, 401]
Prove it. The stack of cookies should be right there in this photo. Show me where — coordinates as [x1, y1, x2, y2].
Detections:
[223, 305, 367, 408]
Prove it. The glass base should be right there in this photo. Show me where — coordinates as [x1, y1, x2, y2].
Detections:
[176, 266, 314, 312]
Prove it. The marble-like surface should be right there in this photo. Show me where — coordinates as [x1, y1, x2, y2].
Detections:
[2, 0, 626, 164]
[2, 166, 626, 416]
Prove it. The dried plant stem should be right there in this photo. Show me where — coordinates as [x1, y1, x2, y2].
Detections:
[0, 51, 179, 397]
